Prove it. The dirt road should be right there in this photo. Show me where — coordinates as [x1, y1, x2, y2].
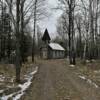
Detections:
[22, 59, 100, 100]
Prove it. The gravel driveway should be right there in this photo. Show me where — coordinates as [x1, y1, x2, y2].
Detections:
[22, 59, 100, 100]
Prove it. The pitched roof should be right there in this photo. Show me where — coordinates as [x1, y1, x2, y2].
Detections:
[49, 43, 65, 51]
[42, 29, 51, 41]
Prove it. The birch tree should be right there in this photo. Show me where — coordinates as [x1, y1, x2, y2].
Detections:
[58, 0, 76, 65]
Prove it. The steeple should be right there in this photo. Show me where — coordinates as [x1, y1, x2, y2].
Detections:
[42, 29, 51, 44]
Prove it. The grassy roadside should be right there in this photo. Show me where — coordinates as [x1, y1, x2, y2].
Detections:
[0, 57, 39, 99]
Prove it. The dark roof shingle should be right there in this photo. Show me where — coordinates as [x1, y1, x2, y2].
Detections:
[42, 29, 51, 41]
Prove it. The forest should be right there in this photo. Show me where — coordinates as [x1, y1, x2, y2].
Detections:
[0, 0, 99, 82]
[0, 0, 99, 99]
[56, 0, 100, 64]
[0, 0, 48, 83]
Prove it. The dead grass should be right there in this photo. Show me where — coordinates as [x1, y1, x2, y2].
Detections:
[0, 64, 15, 77]
[74, 59, 100, 87]
[0, 57, 38, 98]
[62, 58, 100, 88]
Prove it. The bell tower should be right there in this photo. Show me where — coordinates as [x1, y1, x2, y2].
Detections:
[42, 29, 51, 45]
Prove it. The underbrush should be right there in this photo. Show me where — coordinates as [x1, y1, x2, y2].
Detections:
[0, 60, 38, 100]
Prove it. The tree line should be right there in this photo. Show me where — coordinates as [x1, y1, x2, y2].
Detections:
[0, 0, 47, 82]
[0, 0, 100, 83]
[56, 0, 100, 64]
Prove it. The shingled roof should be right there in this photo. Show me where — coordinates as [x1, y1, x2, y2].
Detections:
[42, 29, 51, 41]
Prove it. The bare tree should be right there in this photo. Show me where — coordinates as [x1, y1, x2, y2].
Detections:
[32, 0, 48, 62]
[32, 0, 37, 62]
[57, 13, 68, 40]
[58, 0, 76, 65]
[15, 0, 21, 82]
[75, 13, 83, 58]
[4, 0, 48, 81]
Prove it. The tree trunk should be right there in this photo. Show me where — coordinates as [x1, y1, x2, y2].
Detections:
[32, 0, 37, 62]
[83, 39, 87, 64]
[15, 0, 21, 83]
[20, 1, 25, 63]
[68, 0, 76, 65]
[89, 0, 95, 60]
[68, 2, 73, 64]
[7, 0, 12, 60]
[72, 12, 76, 65]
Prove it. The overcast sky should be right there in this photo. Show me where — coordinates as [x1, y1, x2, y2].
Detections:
[39, 0, 62, 38]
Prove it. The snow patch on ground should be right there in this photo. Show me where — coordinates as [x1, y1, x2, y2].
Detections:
[0, 75, 5, 82]
[79, 76, 86, 80]
[79, 75, 99, 88]
[13, 91, 24, 100]
[0, 90, 4, 93]
[0, 75, 14, 83]
[1, 93, 15, 100]
[69, 65, 75, 67]
[94, 70, 100, 74]
[0, 66, 38, 100]
[91, 59, 96, 62]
